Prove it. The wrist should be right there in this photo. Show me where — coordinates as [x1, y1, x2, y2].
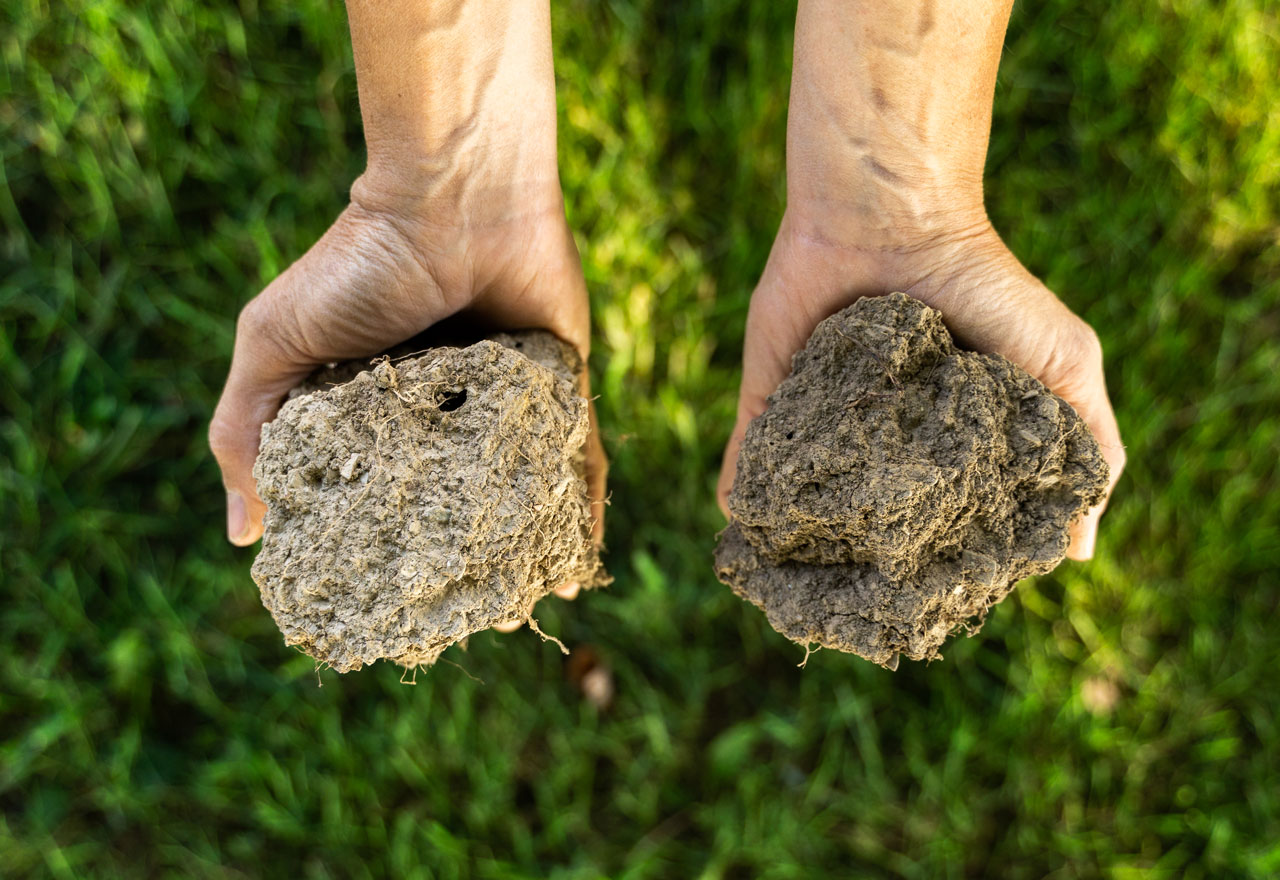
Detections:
[349, 165, 566, 237]
[784, 92, 989, 252]
[785, 0, 1008, 254]
[783, 177, 991, 258]
[358, 71, 560, 207]
[347, 0, 560, 222]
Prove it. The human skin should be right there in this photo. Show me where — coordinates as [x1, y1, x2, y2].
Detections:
[718, 0, 1126, 559]
[208, 0, 600, 619]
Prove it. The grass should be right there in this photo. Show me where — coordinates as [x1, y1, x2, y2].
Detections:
[2, 0, 1278, 876]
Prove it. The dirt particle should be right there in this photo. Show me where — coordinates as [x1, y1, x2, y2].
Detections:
[715, 293, 1109, 669]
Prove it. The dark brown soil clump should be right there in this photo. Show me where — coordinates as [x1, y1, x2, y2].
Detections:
[252, 330, 605, 672]
[715, 293, 1108, 668]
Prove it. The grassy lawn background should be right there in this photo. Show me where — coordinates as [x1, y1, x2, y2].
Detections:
[3, 0, 1278, 876]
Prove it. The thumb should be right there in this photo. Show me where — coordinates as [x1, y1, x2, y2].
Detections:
[209, 296, 313, 546]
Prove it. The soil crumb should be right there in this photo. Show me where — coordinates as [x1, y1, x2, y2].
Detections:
[252, 330, 606, 673]
[714, 293, 1108, 669]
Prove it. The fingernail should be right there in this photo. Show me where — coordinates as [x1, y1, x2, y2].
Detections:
[226, 490, 251, 545]
[555, 581, 581, 600]
[1074, 521, 1097, 560]
[493, 619, 524, 633]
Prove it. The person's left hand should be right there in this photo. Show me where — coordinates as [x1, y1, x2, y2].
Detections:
[718, 211, 1125, 559]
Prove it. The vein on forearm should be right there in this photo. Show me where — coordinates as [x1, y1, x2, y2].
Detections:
[345, 0, 557, 190]
[788, 0, 1014, 229]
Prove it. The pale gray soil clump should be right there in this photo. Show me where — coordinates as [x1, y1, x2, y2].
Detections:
[253, 330, 605, 673]
[715, 293, 1109, 669]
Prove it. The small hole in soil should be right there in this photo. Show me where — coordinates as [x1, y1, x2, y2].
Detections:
[437, 389, 468, 412]
[514, 341, 524, 348]
[785, 431, 794, 440]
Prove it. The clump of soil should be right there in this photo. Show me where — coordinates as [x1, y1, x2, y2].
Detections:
[252, 330, 605, 673]
[715, 293, 1109, 669]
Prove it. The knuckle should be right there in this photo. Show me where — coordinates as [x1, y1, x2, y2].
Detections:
[234, 294, 268, 337]
[236, 292, 306, 366]
[207, 406, 240, 468]
[235, 294, 282, 346]
[1045, 320, 1106, 395]
[1066, 321, 1105, 372]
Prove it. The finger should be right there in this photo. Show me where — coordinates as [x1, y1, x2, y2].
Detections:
[554, 581, 581, 600]
[716, 414, 750, 519]
[209, 295, 313, 546]
[1036, 324, 1125, 561]
[582, 392, 608, 546]
[492, 619, 524, 634]
[1063, 372, 1125, 561]
[930, 265, 1126, 561]
[556, 265, 606, 548]
[475, 242, 606, 544]
[1067, 508, 1101, 561]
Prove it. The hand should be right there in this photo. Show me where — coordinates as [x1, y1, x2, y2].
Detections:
[717, 210, 1125, 559]
[719, 0, 1124, 559]
[210, 0, 598, 629]
[208, 178, 604, 611]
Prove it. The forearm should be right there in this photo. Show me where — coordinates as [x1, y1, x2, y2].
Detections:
[345, 0, 561, 216]
[787, 0, 1014, 244]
